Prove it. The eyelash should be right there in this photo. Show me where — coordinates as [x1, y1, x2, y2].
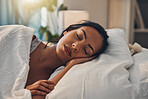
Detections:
[76, 34, 81, 40]
[76, 33, 88, 55]
[84, 47, 88, 55]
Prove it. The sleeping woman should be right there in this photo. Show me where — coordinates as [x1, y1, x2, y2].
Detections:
[25, 20, 109, 99]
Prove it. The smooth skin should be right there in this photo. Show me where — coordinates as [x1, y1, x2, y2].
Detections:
[26, 26, 103, 99]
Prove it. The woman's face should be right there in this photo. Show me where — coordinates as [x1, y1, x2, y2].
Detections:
[56, 26, 103, 63]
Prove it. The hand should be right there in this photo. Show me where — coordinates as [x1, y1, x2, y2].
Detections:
[66, 56, 96, 67]
[26, 80, 55, 96]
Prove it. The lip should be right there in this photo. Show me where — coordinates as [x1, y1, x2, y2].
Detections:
[64, 45, 71, 57]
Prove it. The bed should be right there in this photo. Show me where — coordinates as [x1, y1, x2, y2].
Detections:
[0, 25, 148, 99]
[46, 29, 148, 99]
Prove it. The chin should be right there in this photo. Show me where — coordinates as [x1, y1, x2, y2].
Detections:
[56, 46, 69, 61]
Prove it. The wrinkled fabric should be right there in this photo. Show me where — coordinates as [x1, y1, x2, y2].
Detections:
[0, 25, 34, 99]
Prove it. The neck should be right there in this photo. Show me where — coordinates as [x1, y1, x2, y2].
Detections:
[41, 45, 66, 70]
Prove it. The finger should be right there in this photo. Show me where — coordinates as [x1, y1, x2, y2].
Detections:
[37, 80, 54, 85]
[76, 57, 94, 64]
[27, 84, 51, 93]
[40, 82, 54, 90]
[47, 80, 55, 84]
[36, 85, 51, 93]
[84, 56, 96, 61]
[89, 55, 96, 60]
[26, 85, 37, 90]
[31, 90, 48, 96]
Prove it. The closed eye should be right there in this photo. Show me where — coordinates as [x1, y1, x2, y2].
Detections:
[76, 34, 81, 40]
[84, 47, 88, 55]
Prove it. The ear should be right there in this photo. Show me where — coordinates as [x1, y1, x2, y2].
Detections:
[63, 31, 69, 36]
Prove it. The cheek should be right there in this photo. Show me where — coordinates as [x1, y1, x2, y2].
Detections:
[57, 36, 68, 46]
[61, 35, 75, 46]
[94, 44, 102, 54]
[61, 35, 71, 42]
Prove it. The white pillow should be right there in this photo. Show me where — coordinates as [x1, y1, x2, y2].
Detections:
[46, 29, 134, 99]
[128, 50, 148, 99]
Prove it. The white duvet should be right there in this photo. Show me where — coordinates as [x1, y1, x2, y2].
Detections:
[46, 29, 148, 99]
[0, 26, 148, 99]
[0, 25, 34, 99]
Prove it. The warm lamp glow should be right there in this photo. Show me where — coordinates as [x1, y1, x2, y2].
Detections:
[24, 0, 40, 3]
[23, 0, 43, 15]
[41, 7, 47, 27]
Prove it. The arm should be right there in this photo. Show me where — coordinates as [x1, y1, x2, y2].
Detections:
[50, 64, 73, 85]
[27, 64, 73, 99]
[50, 56, 95, 85]
[28, 56, 95, 99]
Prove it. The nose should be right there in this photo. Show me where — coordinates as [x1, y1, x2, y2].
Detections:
[72, 42, 80, 52]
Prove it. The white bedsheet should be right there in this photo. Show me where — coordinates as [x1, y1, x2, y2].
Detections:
[46, 29, 136, 99]
[46, 29, 148, 99]
[0, 25, 34, 99]
[1, 26, 147, 99]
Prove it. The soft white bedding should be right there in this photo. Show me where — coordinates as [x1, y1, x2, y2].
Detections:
[0, 25, 34, 99]
[0, 25, 148, 99]
[129, 51, 148, 99]
[46, 29, 148, 99]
